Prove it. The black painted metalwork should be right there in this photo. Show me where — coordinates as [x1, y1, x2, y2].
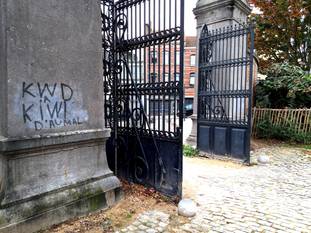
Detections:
[101, 0, 184, 198]
[197, 23, 255, 162]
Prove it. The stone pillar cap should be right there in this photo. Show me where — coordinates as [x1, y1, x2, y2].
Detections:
[194, 0, 251, 16]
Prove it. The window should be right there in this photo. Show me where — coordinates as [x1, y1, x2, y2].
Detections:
[150, 73, 157, 82]
[150, 51, 158, 64]
[190, 55, 196, 66]
[185, 98, 193, 106]
[175, 73, 180, 82]
[190, 73, 196, 86]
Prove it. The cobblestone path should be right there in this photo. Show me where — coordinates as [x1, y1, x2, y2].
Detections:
[118, 146, 311, 233]
[118, 211, 170, 233]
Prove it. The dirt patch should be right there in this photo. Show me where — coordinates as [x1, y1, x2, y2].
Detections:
[42, 182, 177, 233]
[182, 156, 244, 200]
[251, 138, 284, 151]
[185, 156, 243, 169]
[303, 149, 311, 159]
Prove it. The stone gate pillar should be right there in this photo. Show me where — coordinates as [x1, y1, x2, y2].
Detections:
[186, 0, 251, 146]
[0, 1, 121, 232]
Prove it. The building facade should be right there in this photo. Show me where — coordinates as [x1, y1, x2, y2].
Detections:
[145, 36, 197, 116]
[184, 36, 197, 113]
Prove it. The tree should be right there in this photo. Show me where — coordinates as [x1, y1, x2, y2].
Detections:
[251, 0, 311, 72]
[255, 63, 311, 108]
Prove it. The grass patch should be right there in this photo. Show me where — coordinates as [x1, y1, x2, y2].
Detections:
[183, 145, 199, 157]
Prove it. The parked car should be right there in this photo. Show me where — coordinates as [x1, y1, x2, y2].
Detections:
[184, 103, 193, 117]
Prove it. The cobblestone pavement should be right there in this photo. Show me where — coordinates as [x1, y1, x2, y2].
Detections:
[117, 211, 170, 233]
[118, 146, 311, 233]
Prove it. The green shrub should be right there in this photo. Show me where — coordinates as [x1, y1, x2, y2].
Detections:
[255, 116, 311, 144]
[183, 145, 199, 157]
[255, 63, 311, 108]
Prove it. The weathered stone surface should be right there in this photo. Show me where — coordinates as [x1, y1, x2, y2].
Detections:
[194, 0, 251, 29]
[0, 133, 122, 233]
[0, 1, 121, 232]
[2, 0, 105, 138]
[1, 133, 113, 206]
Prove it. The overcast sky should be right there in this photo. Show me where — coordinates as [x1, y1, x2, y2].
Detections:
[184, 0, 197, 36]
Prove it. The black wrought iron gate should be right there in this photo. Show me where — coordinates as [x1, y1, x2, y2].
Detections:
[101, 0, 184, 198]
[198, 24, 254, 162]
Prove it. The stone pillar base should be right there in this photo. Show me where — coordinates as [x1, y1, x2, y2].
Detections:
[185, 115, 198, 147]
[0, 129, 122, 233]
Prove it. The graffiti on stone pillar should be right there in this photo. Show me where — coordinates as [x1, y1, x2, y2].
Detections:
[20, 82, 88, 131]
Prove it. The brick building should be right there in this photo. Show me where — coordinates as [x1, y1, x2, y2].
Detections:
[183, 36, 197, 111]
[145, 36, 197, 115]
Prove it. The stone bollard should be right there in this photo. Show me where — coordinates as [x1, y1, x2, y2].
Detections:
[178, 199, 197, 217]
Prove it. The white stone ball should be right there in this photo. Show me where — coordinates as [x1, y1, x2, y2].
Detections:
[257, 154, 270, 164]
[178, 199, 197, 217]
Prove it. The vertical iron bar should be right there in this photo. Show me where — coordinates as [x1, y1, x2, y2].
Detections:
[143, 1, 147, 116]
[168, 0, 172, 134]
[221, 27, 225, 120]
[148, 0, 151, 128]
[229, 25, 233, 124]
[126, 4, 130, 132]
[157, 0, 161, 132]
[244, 26, 248, 124]
[217, 28, 221, 121]
[240, 25, 244, 124]
[173, 0, 177, 133]
[135, 3, 138, 126]
[235, 27, 238, 124]
[247, 23, 255, 163]
[236, 25, 244, 124]
[112, 1, 118, 175]
[162, 0, 166, 133]
[241, 26, 244, 125]
[225, 26, 231, 124]
[153, 0, 156, 132]
[179, 0, 185, 197]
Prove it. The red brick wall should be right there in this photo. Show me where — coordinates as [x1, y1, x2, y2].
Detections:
[184, 47, 197, 98]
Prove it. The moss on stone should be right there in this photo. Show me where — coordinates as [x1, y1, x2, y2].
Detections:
[0, 215, 8, 226]
[89, 194, 106, 212]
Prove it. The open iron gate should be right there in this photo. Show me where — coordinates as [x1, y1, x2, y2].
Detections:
[101, 0, 184, 198]
[197, 24, 254, 162]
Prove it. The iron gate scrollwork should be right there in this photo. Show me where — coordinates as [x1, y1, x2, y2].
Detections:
[101, 0, 184, 198]
[198, 24, 255, 162]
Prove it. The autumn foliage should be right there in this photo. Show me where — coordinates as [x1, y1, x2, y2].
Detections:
[251, 0, 311, 72]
